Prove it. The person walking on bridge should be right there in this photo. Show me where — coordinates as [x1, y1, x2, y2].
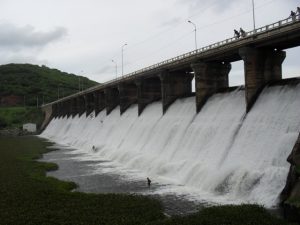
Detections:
[234, 29, 240, 39]
[290, 10, 296, 21]
[297, 7, 300, 20]
[240, 28, 246, 37]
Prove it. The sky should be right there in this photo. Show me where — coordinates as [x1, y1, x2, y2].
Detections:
[0, 0, 299, 86]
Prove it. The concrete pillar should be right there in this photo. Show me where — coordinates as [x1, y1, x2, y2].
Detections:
[136, 77, 161, 116]
[118, 82, 137, 114]
[239, 47, 285, 112]
[63, 100, 71, 118]
[56, 102, 62, 118]
[94, 91, 105, 116]
[85, 93, 95, 116]
[40, 104, 53, 131]
[264, 50, 286, 83]
[191, 62, 231, 112]
[71, 98, 78, 117]
[105, 87, 119, 115]
[159, 70, 194, 114]
[52, 103, 58, 118]
[61, 101, 69, 118]
[77, 96, 86, 117]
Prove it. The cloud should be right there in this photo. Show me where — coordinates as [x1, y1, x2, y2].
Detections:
[0, 23, 67, 51]
[96, 65, 114, 75]
[160, 17, 182, 28]
[177, 0, 239, 14]
[0, 52, 48, 67]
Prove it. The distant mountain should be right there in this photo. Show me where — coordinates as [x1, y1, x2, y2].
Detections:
[0, 64, 98, 106]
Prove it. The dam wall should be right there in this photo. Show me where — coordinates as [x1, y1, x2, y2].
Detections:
[41, 82, 300, 207]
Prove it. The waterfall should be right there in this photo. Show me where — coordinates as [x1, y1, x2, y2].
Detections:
[41, 84, 300, 207]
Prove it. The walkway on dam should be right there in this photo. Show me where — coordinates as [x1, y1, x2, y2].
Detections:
[42, 13, 300, 126]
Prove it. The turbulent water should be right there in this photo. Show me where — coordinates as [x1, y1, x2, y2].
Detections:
[41, 84, 300, 208]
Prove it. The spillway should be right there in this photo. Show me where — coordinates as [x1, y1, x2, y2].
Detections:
[41, 83, 300, 207]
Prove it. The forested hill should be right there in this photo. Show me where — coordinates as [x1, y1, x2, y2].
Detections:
[0, 64, 98, 106]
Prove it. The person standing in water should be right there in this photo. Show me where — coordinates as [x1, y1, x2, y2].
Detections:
[147, 177, 151, 188]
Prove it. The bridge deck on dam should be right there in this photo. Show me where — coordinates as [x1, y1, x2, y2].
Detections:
[42, 14, 300, 125]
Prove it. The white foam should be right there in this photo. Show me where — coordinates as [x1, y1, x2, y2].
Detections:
[41, 84, 300, 207]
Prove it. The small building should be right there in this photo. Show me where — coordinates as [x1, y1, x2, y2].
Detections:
[23, 123, 37, 133]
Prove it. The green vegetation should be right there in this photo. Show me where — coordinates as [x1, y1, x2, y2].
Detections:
[287, 198, 300, 208]
[0, 136, 296, 225]
[0, 107, 44, 129]
[0, 63, 98, 106]
[0, 136, 165, 225]
[151, 205, 296, 225]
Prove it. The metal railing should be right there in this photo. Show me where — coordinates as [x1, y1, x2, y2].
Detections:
[45, 14, 299, 105]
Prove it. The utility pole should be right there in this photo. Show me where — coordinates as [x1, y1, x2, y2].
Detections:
[188, 20, 197, 50]
[112, 59, 118, 78]
[79, 70, 83, 91]
[78, 77, 81, 92]
[252, 0, 256, 32]
[121, 43, 127, 76]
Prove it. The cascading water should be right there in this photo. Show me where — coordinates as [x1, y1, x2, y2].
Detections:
[41, 83, 300, 208]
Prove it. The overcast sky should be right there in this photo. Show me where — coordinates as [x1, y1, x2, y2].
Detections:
[0, 0, 299, 86]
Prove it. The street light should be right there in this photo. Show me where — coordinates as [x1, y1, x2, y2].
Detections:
[188, 20, 197, 50]
[79, 70, 83, 92]
[111, 59, 118, 78]
[252, 0, 256, 32]
[78, 77, 81, 92]
[121, 43, 127, 76]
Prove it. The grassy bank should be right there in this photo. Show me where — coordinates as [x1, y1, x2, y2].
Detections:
[0, 107, 44, 129]
[0, 136, 164, 225]
[0, 136, 296, 225]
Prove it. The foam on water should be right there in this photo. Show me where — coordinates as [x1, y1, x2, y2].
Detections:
[41, 84, 300, 207]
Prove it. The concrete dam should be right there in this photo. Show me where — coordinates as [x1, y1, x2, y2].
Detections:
[41, 16, 300, 208]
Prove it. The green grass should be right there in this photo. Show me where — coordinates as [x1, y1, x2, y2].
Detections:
[0, 136, 165, 225]
[149, 205, 296, 225]
[0, 107, 44, 129]
[0, 136, 296, 225]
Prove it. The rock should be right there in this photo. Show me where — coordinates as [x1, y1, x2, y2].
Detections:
[281, 133, 300, 223]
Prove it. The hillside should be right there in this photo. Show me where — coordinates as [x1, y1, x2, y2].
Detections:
[0, 63, 98, 106]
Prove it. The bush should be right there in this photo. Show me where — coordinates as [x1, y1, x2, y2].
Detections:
[0, 116, 7, 128]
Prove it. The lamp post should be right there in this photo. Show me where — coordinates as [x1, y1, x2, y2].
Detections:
[78, 77, 81, 92]
[79, 70, 83, 92]
[252, 0, 256, 31]
[121, 43, 127, 76]
[188, 20, 197, 50]
[112, 59, 118, 78]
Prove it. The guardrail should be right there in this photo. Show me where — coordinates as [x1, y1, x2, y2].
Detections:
[44, 14, 300, 106]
